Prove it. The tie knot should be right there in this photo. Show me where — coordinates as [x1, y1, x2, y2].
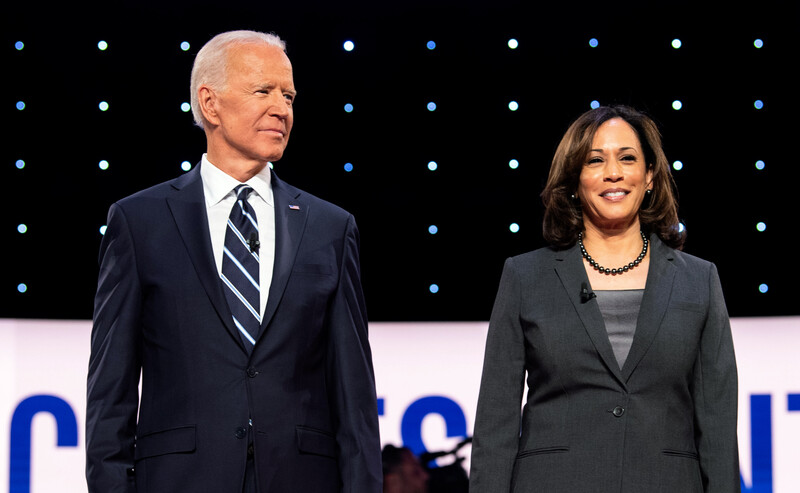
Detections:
[234, 184, 254, 201]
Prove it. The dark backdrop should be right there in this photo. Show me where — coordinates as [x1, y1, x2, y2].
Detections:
[3, 1, 797, 320]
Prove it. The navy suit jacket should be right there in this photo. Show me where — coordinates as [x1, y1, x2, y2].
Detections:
[86, 164, 382, 492]
[470, 236, 739, 493]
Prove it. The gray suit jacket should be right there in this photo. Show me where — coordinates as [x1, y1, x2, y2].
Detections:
[469, 236, 739, 493]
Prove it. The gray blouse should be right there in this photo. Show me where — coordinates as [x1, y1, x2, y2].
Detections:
[594, 289, 644, 369]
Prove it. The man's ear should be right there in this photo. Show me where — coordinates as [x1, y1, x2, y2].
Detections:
[197, 85, 220, 127]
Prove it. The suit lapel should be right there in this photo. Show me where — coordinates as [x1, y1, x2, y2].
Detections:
[258, 172, 309, 340]
[166, 165, 245, 352]
[553, 245, 626, 386]
[620, 236, 676, 382]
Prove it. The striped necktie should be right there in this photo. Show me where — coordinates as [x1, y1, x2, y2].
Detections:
[220, 184, 260, 352]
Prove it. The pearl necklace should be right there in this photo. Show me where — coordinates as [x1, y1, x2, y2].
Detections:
[578, 231, 648, 275]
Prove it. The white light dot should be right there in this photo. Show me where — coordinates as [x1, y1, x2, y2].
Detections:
[98, 160, 110, 170]
[508, 38, 519, 49]
[678, 222, 686, 233]
[343, 40, 355, 52]
[508, 101, 519, 111]
[426, 40, 436, 50]
[15, 41, 24, 50]
[100, 225, 107, 235]
[508, 159, 519, 169]
[589, 38, 599, 48]
[16, 159, 26, 169]
[590, 100, 601, 109]
[428, 225, 438, 235]
[429, 284, 439, 294]
[16, 101, 26, 110]
[754, 39, 764, 49]
[344, 162, 354, 172]
[97, 40, 108, 51]
[427, 161, 438, 171]
[509, 223, 520, 233]
[17, 283, 28, 294]
[759, 283, 769, 294]
[754, 100, 764, 110]
[344, 103, 354, 113]
[181, 102, 191, 113]
[672, 160, 683, 171]
[17, 224, 27, 234]
[672, 100, 683, 110]
[427, 101, 437, 111]
[180, 41, 191, 51]
[755, 160, 765, 170]
[671, 38, 682, 49]
[181, 161, 192, 171]
[99, 101, 110, 111]
[756, 222, 767, 232]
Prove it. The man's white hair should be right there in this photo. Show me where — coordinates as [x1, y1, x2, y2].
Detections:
[190, 30, 286, 129]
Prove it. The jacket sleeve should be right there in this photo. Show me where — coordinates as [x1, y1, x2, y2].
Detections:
[469, 257, 527, 492]
[86, 203, 142, 493]
[326, 214, 382, 492]
[693, 263, 740, 492]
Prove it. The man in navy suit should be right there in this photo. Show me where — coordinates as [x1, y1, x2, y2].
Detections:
[86, 30, 382, 492]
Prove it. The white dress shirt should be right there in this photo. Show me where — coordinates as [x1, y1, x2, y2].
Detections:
[200, 154, 275, 318]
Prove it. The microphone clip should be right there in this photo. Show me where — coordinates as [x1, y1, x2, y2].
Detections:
[580, 283, 596, 304]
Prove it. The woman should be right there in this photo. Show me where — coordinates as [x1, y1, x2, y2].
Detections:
[469, 106, 739, 492]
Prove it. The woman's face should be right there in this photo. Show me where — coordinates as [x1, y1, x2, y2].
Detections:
[577, 118, 653, 232]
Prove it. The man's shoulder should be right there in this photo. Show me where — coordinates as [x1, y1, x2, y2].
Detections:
[273, 174, 351, 221]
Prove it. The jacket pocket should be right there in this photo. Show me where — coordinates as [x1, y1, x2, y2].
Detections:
[296, 425, 337, 458]
[134, 425, 196, 460]
[662, 449, 699, 460]
[516, 446, 569, 459]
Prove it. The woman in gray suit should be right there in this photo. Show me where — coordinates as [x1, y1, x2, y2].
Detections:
[469, 106, 739, 492]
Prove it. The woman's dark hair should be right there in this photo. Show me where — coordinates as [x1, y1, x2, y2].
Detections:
[541, 105, 685, 249]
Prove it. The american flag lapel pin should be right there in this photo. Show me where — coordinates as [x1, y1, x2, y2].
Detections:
[289, 205, 300, 210]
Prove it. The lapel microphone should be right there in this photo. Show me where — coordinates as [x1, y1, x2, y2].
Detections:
[248, 232, 260, 254]
[580, 282, 596, 303]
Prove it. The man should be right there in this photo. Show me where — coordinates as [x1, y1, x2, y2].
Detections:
[86, 30, 382, 492]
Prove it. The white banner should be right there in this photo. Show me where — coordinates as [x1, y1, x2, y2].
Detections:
[1, 318, 798, 492]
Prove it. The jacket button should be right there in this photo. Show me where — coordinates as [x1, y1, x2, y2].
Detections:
[235, 427, 247, 439]
[246, 367, 257, 378]
[612, 406, 625, 417]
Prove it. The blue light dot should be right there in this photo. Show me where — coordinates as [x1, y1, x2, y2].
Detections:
[427, 101, 437, 111]
[508, 38, 519, 49]
[17, 224, 27, 234]
[428, 225, 438, 234]
[672, 160, 683, 171]
[590, 100, 601, 109]
[343, 40, 355, 52]
[754, 100, 764, 109]
[17, 283, 28, 294]
[509, 159, 519, 169]
[16, 101, 26, 110]
[427, 40, 436, 50]
[97, 40, 108, 51]
[754, 39, 764, 49]
[589, 38, 599, 48]
[180, 41, 191, 51]
[678, 222, 686, 233]
[344, 103, 354, 113]
[508, 101, 519, 111]
[672, 100, 683, 110]
[427, 161, 438, 171]
[509, 223, 520, 233]
[759, 283, 769, 294]
[756, 222, 766, 232]
[181, 161, 192, 171]
[100, 225, 107, 235]
[98, 160, 110, 170]
[15, 41, 24, 50]
[344, 162, 354, 172]
[755, 160, 765, 170]
[429, 284, 439, 294]
[671, 38, 682, 49]
[181, 102, 191, 113]
[99, 101, 110, 111]
[16, 159, 26, 169]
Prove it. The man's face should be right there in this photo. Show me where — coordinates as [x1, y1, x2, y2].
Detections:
[209, 43, 295, 164]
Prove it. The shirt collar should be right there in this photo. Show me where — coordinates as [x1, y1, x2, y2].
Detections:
[200, 154, 274, 207]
